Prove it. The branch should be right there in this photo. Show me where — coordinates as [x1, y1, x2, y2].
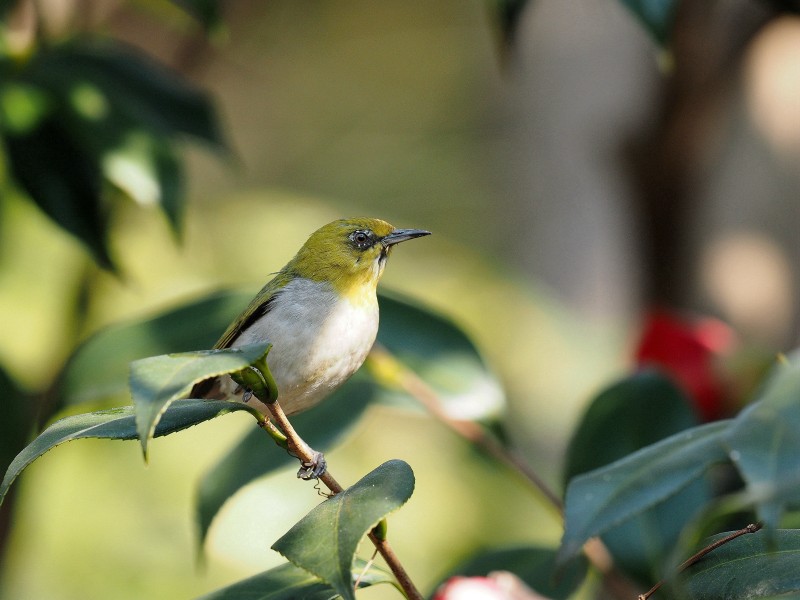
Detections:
[367, 344, 641, 600]
[638, 522, 763, 600]
[240, 362, 423, 600]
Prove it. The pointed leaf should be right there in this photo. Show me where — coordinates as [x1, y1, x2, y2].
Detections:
[564, 371, 709, 581]
[27, 40, 225, 145]
[674, 529, 800, 599]
[102, 131, 184, 235]
[559, 420, 731, 563]
[494, 0, 532, 49]
[130, 343, 270, 458]
[726, 358, 800, 527]
[2, 116, 111, 268]
[1, 399, 250, 507]
[59, 290, 252, 406]
[196, 559, 396, 600]
[565, 370, 698, 482]
[196, 376, 375, 549]
[0, 365, 33, 479]
[434, 546, 587, 600]
[170, 0, 224, 33]
[272, 460, 415, 600]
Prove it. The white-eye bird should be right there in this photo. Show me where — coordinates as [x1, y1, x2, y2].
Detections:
[192, 217, 430, 418]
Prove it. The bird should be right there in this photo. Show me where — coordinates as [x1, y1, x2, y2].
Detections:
[191, 217, 430, 421]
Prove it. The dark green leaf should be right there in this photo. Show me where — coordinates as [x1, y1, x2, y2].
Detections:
[619, 0, 678, 47]
[559, 420, 731, 563]
[0, 399, 251, 507]
[197, 559, 396, 600]
[674, 529, 800, 599]
[376, 291, 504, 421]
[726, 358, 800, 527]
[0, 39, 225, 254]
[170, 0, 223, 32]
[565, 371, 697, 481]
[565, 371, 708, 582]
[493, 0, 531, 48]
[0, 0, 16, 18]
[0, 365, 33, 480]
[26, 40, 225, 145]
[59, 290, 252, 406]
[2, 116, 110, 268]
[196, 376, 375, 549]
[130, 343, 269, 458]
[272, 460, 415, 600]
[102, 132, 184, 235]
[434, 546, 587, 600]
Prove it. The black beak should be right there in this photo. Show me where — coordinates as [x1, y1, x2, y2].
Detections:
[382, 228, 431, 247]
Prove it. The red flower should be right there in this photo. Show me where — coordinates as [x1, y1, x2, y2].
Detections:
[634, 309, 736, 421]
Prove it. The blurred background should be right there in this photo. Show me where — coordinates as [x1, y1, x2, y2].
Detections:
[2, 0, 800, 598]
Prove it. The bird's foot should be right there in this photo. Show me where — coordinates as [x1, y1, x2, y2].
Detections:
[297, 451, 327, 480]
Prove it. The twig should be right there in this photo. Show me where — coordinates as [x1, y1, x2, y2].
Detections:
[242, 361, 423, 600]
[368, 344, 563, 513]
[638, 522, 763, 600]
[367, 344, 642, 600]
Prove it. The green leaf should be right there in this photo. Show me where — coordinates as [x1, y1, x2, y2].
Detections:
[0, 399, 250, 507]
[27, 40, 225, 146]
[130, 343, 270, 458]
[195, 376, 375, 550]
[674, 529, 800, 599]
[197, 559, 396, 600]
[0, 365, 33, 479]
[565, 371, 698, 481]
[102, 131, 184, 234]
[272, 460, 415, 600]
[493, 0, 532, 48]
[169, 0, 223, 33]
[564, 371, 709, 581]
[434, 546, 587, 600]
[559, 420, 731, 563]
[1, 39, 225, 258]
[2, 116, 111, 268]
[59, 290, 252, 406]
[726, 358, 800, 527]
[377, 291, 504, 421]
[0, 0, 16, 19]
[619, 0, 678, 47]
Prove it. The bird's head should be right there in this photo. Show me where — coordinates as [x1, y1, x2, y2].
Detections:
[288, 217, 430, 298]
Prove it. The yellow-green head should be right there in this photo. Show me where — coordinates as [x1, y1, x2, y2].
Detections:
[284, 217, 430, 297]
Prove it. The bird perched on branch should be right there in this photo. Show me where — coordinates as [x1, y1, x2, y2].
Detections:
[191, 217, 430, 419]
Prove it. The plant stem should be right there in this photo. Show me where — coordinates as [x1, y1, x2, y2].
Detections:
[367, 344, 641, 599]
[368, 344, 563, 513]
[638, 523, 763, 600]
[259, 391, 424, 600]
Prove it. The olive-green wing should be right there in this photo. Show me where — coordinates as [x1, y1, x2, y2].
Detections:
[213, 272, 292, 348]
[190, 278, 284, 399]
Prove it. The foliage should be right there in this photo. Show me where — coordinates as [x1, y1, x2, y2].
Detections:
[3, 1, 800, 599]
[0, 7, 223, 268]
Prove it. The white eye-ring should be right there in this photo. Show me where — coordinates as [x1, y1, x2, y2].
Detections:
[350, 230, 373, 249]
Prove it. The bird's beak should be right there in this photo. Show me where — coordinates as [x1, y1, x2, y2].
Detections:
[382, 228, 431, 247]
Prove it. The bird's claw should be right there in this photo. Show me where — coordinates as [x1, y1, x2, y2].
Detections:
[297, 452, 327, 480]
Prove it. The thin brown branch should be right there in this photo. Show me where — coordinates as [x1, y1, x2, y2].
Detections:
[262, 396, 423, 600]
[638, 522, 763, 600]
[368, 344, 642, 600]
[368, 344, 563, 513]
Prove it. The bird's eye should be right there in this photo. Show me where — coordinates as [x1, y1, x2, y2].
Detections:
[350, 230, 373, 249]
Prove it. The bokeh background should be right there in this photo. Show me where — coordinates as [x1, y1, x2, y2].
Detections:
[2, 0, 800, 598]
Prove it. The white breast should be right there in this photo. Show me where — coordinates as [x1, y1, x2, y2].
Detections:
[231, 278, 379, 414]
